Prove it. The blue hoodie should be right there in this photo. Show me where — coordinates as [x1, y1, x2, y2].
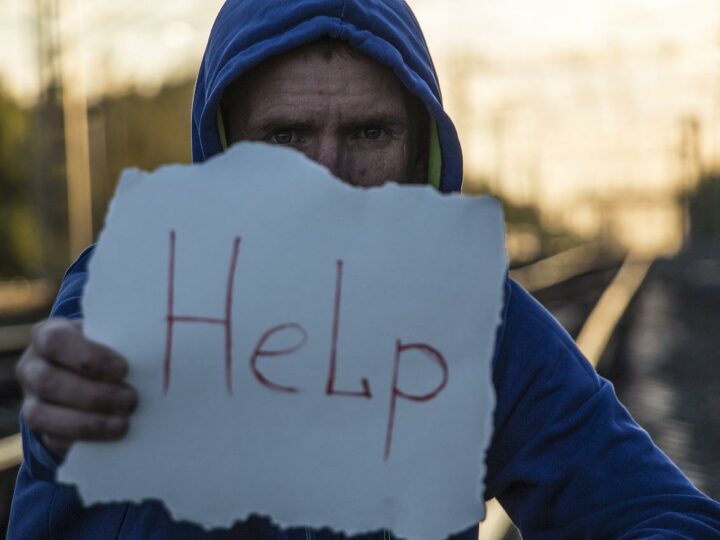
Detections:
[9, 1, 720, 538]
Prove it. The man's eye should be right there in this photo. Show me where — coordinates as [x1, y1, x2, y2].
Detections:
[270, 131, 295, 145]
[360, 127, 385, 140]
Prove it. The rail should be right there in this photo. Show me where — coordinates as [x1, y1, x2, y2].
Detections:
[0, 279, 55, 317]
[509, 242, 608, 293]
[0, 434, 22, 472]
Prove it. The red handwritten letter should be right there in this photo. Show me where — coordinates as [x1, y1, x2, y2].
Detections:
[250, 323, 307, 393]
[384, 340, 448, 461]
[164, 230, 241, 395]
[325, 259, 372, 399]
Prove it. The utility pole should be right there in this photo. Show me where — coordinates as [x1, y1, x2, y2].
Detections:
[33, 0, 67, 276]
[678, 115, 702, 244]
[59, 0, 93, 259]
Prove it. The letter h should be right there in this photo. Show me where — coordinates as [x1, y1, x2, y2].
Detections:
[163, 230, 241, 395]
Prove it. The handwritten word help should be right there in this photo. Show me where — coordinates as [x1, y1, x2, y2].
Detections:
[163, 230, 448, 461]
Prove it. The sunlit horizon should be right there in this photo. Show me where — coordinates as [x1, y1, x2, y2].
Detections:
[3, 1, 718, 98]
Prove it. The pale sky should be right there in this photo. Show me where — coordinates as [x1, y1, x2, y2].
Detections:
[1, 0, 717, 100]
[414, 0, 719, 55]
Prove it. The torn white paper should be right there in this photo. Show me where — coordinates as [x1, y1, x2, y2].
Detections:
[57, 142, 507, 540]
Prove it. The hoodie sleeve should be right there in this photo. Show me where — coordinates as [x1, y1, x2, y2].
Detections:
[484, 280, 720, 539]
[9, 247, 94, 539]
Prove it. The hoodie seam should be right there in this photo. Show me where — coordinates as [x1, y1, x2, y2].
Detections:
[47, 484, 58, 540]
[113, 504, 130, 540]
[338, 0, 348, 39]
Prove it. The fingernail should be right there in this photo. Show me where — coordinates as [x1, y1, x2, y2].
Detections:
[115, 390, 137, 413]
[112, 360, 128, 379]
[107, 416, 128, 434]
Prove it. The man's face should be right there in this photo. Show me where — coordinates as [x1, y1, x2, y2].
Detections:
[222, 40, 428, 187]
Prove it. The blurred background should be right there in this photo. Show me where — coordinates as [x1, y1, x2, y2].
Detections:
[0, 0, 718, 537]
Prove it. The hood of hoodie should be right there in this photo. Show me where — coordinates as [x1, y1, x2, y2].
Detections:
[191, 0, 463, 193]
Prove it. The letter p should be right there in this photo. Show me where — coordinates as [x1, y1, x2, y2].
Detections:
[384, 340, 448, 461]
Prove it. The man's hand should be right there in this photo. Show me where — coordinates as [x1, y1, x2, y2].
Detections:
[16, 318, 138, 455]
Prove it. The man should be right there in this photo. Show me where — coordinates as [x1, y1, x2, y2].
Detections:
[10, 1, 720, 538]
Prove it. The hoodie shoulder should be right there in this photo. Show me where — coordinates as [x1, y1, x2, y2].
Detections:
[50, 245, 95, 320]
[485, 279, 720, 537]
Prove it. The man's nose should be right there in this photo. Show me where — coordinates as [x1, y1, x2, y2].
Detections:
[311, 135, 343, 180]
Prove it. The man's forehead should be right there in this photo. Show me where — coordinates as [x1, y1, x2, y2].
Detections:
[247, 39, 393, 85]
[239, 78, 411, 130]
[222, 38, 411, 116]
[245, 103, 409, 129]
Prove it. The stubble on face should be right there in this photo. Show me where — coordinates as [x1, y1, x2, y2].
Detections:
[221, 39, 429, 187]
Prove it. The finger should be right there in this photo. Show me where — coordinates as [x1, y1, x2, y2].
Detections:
[18, 356, 137, 415]
[32, 319, 128, 383]
[23, 397, 129, 442]
[41, 435, 73, 456]
[67, 319, 82, 330]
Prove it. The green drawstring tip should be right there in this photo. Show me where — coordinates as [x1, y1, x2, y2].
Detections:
[428, 119, 442, 190]
[217, 109, 229, 150]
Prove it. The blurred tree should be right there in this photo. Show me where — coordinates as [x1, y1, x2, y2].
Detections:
[0, 78, 195, 280]
[0, 86, 41, 278]
[87, 80, 194, 234]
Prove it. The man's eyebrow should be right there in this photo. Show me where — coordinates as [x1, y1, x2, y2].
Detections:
[249, 112, 408, 131]
[253, 118, 316, 132]
[341, 113, 408, 126]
